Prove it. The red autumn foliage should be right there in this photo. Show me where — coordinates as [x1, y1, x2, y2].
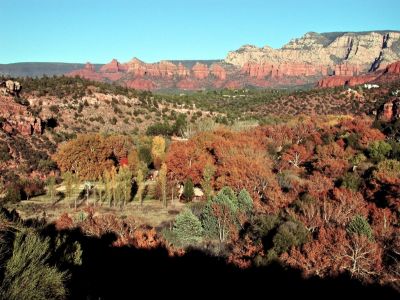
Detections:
[228, 236, 263, 268]
[282, 227, 383, 281]
[55, 213, 74, 231]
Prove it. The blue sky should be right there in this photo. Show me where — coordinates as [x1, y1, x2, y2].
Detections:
[1, 0, 399, 64]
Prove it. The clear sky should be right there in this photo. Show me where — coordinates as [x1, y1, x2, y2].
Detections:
[1, 0, 399, 64]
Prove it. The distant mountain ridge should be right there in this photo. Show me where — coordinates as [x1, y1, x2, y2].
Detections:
[2, 30, 400, 89]
[0, 62, 103, 77]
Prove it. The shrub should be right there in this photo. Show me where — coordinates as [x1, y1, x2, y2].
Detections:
[367, 141, 392, 162]
[272, 220, 309, 255]
[340, 172, 362, 191]
[347, 215, 373, 240]
[0, 230, 68, 300]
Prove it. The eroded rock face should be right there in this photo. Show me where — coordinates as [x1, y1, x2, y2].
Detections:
[377, 98, 400, 121]
[334, 64, 361, 76]
[191, 63, 209, 79]
[226, 31, 400, 71]
[126, 79, 156, 90]
[210, 64, 227, 80]
[318, 60, 400, 88]
[317, 76, 351, 88]
[0, 96, 42, 136]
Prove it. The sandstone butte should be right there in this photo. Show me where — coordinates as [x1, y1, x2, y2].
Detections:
[66, 31, 400, 90]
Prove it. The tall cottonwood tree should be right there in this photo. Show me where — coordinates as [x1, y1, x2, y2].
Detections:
[151, 136, 166, 170]
[158, 163, 167, 208]
[116, 166, 133, 208]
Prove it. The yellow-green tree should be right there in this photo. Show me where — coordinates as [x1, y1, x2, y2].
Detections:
[159, 163, 167, 208]
[151, 136, 166, 169]
[135, 168, 145, 205]
[202, 163, 215, 200]
[62, 171, 79, 210]
[116, 166, 133, 208]
[46, 176, 57, 203]
[103, 170, 112, 207]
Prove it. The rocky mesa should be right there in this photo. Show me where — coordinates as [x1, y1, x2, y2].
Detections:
[66, 31, 400, 90]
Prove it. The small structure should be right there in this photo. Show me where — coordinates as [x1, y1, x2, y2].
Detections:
[176, 183, 204, 201]
[364, 83, 379, 89]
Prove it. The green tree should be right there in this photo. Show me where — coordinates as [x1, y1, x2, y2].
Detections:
[340, 172, 362, 191]
[347, 214, 374, 240]
[172, 113, 187, 136]
[201, 187, 238, 243]
[173, 208, 203, 246]
[117, 166, 133, 208]
[103, 169, 113, 207]
[46, 176, 57, 202]
[272, 220, 309, 255]
[183, 178, 194, 202]
[237, 189, 254, 216]
[151, 136, 166, 169]
[367, 140, 392, 162]
[135, 168, 145, 205]
[202, 163, 215, 200]
[159, 163, 167, 208]
[62, 171, 74, 201]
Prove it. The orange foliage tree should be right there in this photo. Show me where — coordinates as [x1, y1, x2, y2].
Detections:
[53, 134, 135, 180]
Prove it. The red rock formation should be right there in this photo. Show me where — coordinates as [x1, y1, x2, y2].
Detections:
[67, 62, 104, 81]
[126, 79, 156, 90]
[241, 63, 327, 79]
[177, 63, 190, 77]
[124, 58, 147, 77]
[210, 64, 226, 80]
[100, 59, 126, 73]
[377, 98, 400, 121]
[386, 61, 400, 74]
[347, 74, 377, 86]
[176, 79, 202, 90]
[317, 76, 352, 88]
[192, 63, 209, 79]
[318, 60, 400, 88]
[334, 64, 361, 76]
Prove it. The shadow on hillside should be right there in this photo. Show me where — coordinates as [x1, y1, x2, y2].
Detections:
[2, 208, 398, 300]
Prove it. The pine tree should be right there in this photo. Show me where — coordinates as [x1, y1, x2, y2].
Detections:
[183, 179, 194, 202]
[173, 208, 203, 246]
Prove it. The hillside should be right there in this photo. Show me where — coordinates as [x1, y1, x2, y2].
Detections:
[0, 74, 399, 298]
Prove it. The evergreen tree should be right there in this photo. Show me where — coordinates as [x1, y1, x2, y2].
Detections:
[173, 208, 203, 246]
[183, 178, 194, 202]
[347, 215, 374, 240]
